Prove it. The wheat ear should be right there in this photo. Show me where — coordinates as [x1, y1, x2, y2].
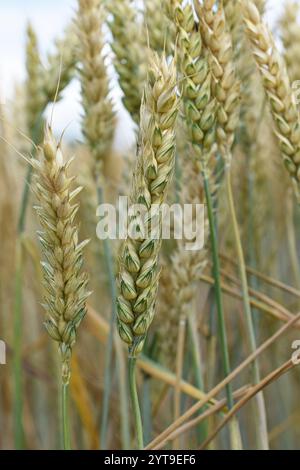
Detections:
[117, 52, 178, 449]
[117, 52, 179, 357]
[197, 0, 240, 160]
[242, 0, 300, 200]
[32, 125, 90, 385]
[25, 23, 45, 135]
[144, 0, 176, 54]
[165, 0, 216, 168]
[108, 0, 147, 123]
[280, 1, 300, 86]
[77, 0, 115, 175]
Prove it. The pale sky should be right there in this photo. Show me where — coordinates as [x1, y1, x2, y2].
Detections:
[0, 0, 289, 146]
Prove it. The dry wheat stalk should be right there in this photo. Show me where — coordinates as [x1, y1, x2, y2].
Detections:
[117, 53, 179, 357]
[77, 0, 115, 175]
[242, 0, 300, 200]
[196, 0, 240, 161]
[280, 1, 300, 86]
[165, 0, 216, 169]
[31, 125, 90, 384]
[108, 0, 147, 124]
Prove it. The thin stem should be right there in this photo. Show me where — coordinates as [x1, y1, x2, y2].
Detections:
[203, 171, 233, 408]
[13, 120, 43, 449]
[141, 374, 152, 446]
[225, 167, 269, 449]
[187, 317, 208, 442]
[18, 166, 33, 234]
[62, 383, 71, 450]
[13, 240, 24, 449]
[202, 169, 242, 449]
[128, 357, 144, 449]
[97, 182, 119, 449]
[286, 191, 300, 287]
[115, 336, 131, 449]
[173, 317, 186, 449]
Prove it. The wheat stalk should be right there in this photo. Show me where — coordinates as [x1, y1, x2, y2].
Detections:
[242, 0, 300, 201]
[117, 51, 178, 448]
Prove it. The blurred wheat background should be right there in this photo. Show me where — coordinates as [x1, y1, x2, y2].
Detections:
[0, 0, 300, 451]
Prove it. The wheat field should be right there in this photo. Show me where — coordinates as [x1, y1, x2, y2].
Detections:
[0, 0, 300, 451]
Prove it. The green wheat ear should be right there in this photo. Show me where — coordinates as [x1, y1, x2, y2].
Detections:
[117, 52, 179, 358]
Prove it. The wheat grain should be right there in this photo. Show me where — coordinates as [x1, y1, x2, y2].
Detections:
[117, 52, 179, 357]
[31, 125, 90, 384]
[77, 0, 116, 175]
[242, 0, 300, 200]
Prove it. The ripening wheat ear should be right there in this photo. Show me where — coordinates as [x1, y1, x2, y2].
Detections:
[108, 0, 148, 124]
[242, 0, 300, 200]
[117, 52, 179, 358]
[77, 0, 116, 176]
[279, 1, 300, 87]
[144, 0, 176, 54]
[31, 125, 90, 384]
[165, 0, 217, 169]
[197, 0, 240, 161]
[25, 23, 45, 135]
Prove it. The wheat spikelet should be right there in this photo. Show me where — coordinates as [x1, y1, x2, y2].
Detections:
[117, 53, 179, 357]
[43, 25, 78, 103]
[31, 125, 90, 384]
[77, 0, 115, 174]
[197, 0, 240, 160]
[280, 1, 300, 86]
[108, 0, 147, 124]
[25, 23, 45, 135]
[242, 0, 300, 200]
